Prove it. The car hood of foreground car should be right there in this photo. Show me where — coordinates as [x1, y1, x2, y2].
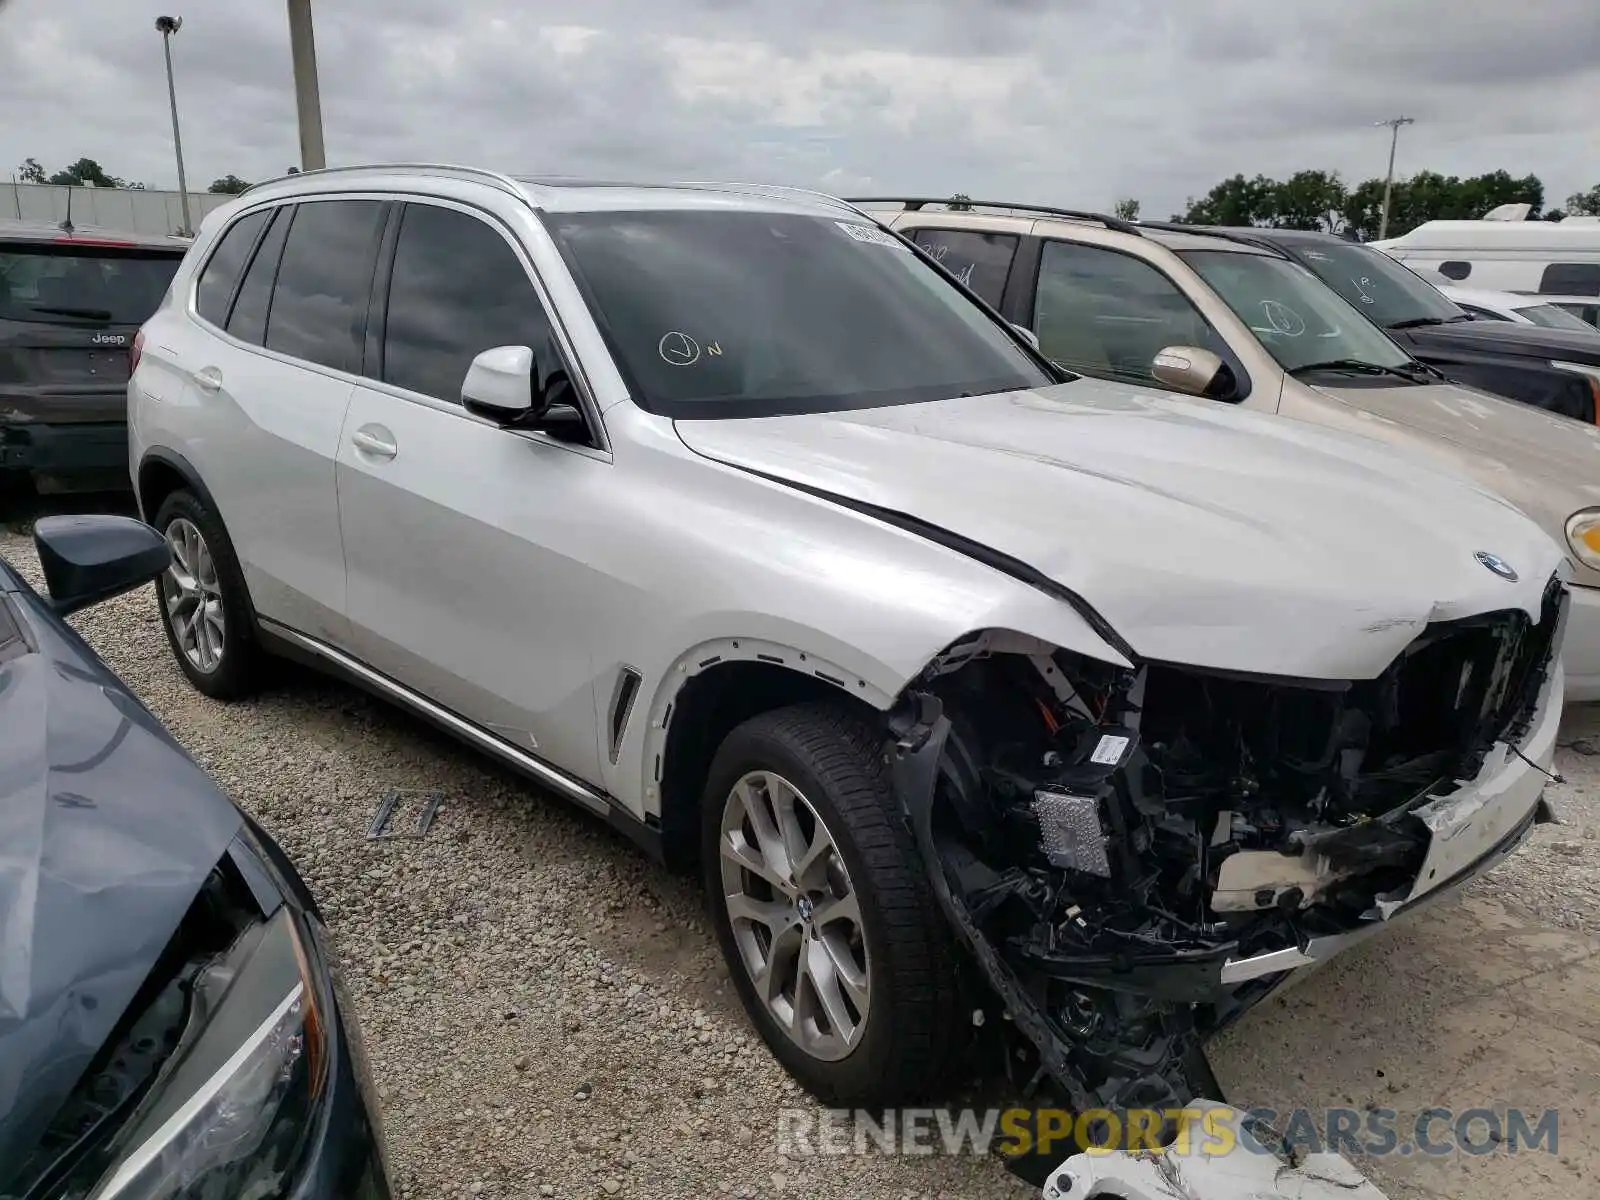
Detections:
[0, 561, 243, 1175]
[674, 379, 1566, 680]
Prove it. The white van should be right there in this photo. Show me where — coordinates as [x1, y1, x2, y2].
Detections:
[1372, 213, 1600, 297]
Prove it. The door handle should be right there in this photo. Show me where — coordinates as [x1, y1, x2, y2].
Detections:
[351, 425, 397, 460]
[192, 366, 223, 392]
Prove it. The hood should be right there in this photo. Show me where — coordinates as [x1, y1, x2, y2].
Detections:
[1396, 318, 1600, 362]
[1311, 380, 1600, 498]
[1308, 381, 1600, 576]
[674, 379, 1565, 680]
[0, 570, 241, 1174]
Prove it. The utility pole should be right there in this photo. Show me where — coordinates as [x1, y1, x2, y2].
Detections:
[156, 16, 193, 236]
[1374, 116, 1414, 241]
[286, 0, 327, 171]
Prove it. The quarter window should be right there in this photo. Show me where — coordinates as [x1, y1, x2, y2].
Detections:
[380, 203, 555, 404]
[906, 228, 1018, 309]
[194, 208, 269, 326]
[226, 208, 291, 345]
[264, 200, 386, 373]
[1540, 263, 1600, 297]
[1438, 261, 1472, 280]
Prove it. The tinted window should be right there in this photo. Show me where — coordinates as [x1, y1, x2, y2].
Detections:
[1287, 242, 1465, 327]
[547, 210, 1049, 419]
[1033, 241, 1228, 385]
[195, 209, 270, 326]
[382, 204, 554, 403]
[226, 208, 290, 345]
[907, 228, 1018, 308]
[1438, 261, 1472, 280]
[0, 246, 181, 327]
[264, 200, 386, 373]
[1541, 263, 1600, 297]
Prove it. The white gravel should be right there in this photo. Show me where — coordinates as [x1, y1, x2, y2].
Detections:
[5, 507, 1598, 1200]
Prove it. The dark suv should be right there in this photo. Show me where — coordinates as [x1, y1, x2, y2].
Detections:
[0, 219, 187, 493]
[1143, 224, 1600, 425]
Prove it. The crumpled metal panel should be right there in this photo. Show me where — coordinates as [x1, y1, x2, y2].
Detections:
[0, 576, 240, 1186]
[1042, 1101, 1392, 1200]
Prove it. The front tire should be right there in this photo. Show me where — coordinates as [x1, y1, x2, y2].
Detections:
[153, 489, 263, 699]
[701, 702, 960, 1105]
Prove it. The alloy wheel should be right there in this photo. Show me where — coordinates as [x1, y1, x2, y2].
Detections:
[718, 770, 871, 1061]
[161, 517, 226, 673]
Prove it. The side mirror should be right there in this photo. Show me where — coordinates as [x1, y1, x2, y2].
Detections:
[462, 345, 540, 425]
[1152, 345, 1228, 398]
[33, 515, 171, 617]
[1012, 324, 1042, 351]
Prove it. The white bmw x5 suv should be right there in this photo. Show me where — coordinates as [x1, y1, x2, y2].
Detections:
[130, 164, 1568, 1114]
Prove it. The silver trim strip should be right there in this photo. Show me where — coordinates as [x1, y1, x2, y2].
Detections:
[92, 985, 305, 1199]
[261, 621, 611, 817]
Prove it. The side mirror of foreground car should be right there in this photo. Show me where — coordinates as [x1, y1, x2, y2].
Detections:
[1152, 344, 1231, 399]
[33, 514, 172, 617]
[462, 344, 542, 426]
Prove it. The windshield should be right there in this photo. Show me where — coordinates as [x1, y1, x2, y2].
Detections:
[1284, 242, 1464, 327]
[0, 246, 180, 326]
[1516, 302, 1599, 333]
[1179, 250, 1416, 371]
[544, 209, 1052, 418]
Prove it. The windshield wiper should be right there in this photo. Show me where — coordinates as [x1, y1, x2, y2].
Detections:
[1389, 315, 1471, 329]
[1288, 358, 1423, 382]
[27, 304, 115, 321]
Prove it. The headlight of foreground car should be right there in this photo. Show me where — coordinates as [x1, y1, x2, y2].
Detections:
[1566, 508, 1600, 571]
[88, 909, 325, 1200]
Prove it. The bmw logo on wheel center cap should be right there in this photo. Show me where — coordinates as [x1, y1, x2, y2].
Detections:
[1475, 551, 1518, 582]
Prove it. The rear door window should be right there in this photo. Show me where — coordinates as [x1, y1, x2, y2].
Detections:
[0, 245, 182, 327]
[264, 200, 387, 374]
[905, 228, 1018, 309]
[194, 209, 271, 326]
[1541, 263, 1600, 297]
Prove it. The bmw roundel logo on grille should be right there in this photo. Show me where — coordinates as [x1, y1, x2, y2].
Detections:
[1475, 551, 1518, 582]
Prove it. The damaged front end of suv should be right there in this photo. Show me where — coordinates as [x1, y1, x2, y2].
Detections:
[884, 575, 1566, 1113]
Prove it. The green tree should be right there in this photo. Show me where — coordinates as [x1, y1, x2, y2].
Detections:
[947, 193, 972, 211]
[1270, 170, 1347, 232]
[1112, 197, 1140, 220]
[45, 157, 144, 189]
[1456, 170, 1543, 218]
[1567, 184, 1600, 216]
[207, 174, 252, 194]
[1174, 174, 1278, 226]
[16, 157, 46, 183]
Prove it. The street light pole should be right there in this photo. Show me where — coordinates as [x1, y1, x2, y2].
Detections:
[155, 15, 193, 236]
[286, 0, 326, 171]
[1374, 116, 1414, 241]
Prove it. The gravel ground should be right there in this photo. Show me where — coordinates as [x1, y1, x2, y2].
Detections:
[5, 502, 1599, 1200]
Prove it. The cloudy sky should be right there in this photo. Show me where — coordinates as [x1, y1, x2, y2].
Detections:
[2, 0, 1596, 216]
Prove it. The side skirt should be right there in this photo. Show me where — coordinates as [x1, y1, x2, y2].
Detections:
[256, 619, 664, 861]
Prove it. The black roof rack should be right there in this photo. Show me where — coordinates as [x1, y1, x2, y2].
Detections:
[1134, 221, 1307, 252]
[844, 198, 1143, 236]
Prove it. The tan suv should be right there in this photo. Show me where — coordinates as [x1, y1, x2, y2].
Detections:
[853, 198, 1600, 701]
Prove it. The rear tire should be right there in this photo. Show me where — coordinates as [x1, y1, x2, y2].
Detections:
[153, 489, 263, 699]
[701, 701, 961, 1105]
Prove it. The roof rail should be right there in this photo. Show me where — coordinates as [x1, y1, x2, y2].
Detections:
[845, 198, 1143, 236]
[242, 163, 530, 205]
[1134, 221, 1301, 251]
[671, 182, 871, 220]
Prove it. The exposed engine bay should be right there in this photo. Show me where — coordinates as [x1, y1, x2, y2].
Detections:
[888, 576, 1564, 1114]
